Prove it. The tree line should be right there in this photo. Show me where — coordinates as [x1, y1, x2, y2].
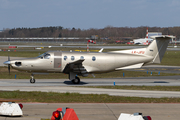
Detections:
[0, 26, 180, 40]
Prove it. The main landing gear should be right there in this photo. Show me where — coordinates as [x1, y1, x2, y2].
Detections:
[69, 72, 80, 84]
[30, 74, 35, 83]
[72, 76, 80, 84]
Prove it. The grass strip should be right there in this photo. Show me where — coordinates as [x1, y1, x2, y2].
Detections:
[0, 91, 180, 103]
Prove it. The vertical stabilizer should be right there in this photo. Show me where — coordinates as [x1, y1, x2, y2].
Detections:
[145, 35, 174, 64]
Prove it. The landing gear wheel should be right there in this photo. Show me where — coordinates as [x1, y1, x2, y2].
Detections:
[30, 78, 35, 83]
[72, 76, 80, 84]
[30, 73, 35, 83]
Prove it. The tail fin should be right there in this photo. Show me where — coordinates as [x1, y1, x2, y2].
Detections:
[145, 35, 175, 64]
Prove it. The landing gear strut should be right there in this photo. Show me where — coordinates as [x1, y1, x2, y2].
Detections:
[69, 72, 80, 84]
[72, 76, 80, 84]
[30, 74, 35, 83]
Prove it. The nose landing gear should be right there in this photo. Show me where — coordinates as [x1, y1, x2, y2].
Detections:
[30, 74, 35, 83]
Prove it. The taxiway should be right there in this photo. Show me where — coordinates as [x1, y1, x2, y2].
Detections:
[0, 76, 180, 98]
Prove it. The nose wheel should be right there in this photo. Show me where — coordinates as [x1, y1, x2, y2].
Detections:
[30, 74, 35, 83]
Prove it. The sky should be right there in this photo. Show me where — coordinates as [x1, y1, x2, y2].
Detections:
[0, 0, 180, 30]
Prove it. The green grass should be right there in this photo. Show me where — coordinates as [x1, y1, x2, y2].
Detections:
[80, 85, 180, 91]
[160, 51, 180, 66]
[0, 91, 180, 103]
[0, 51, 45, 57]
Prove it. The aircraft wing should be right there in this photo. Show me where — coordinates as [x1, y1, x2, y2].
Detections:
[63, 59, 88, 77]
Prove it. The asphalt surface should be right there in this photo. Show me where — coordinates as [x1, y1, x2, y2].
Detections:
[0, 103, 179, 120]
[0, 77, 180, 98]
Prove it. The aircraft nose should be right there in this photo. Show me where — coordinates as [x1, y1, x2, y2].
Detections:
[4, 61, 11, 65]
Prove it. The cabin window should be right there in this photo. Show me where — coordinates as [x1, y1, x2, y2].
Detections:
[80, 56, 84, 59]
[64, 56, 67, 60]
[71, 56, 75, 61]
[44, 54, 51, 59]
[92, 56, 96, 61]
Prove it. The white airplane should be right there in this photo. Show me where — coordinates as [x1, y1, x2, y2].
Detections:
[133, 28, 154, 45]
[4, 35, 174, 84]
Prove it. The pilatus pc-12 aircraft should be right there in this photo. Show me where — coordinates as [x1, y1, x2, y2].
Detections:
[4, 35, 174, 84]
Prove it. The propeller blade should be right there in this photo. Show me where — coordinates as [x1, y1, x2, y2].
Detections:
[8, 55, 10, 75]
[8, 64, 10, 75]
[8, 55, 10, 61]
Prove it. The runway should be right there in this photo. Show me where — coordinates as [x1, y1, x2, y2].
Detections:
[0, 76, 180, 98]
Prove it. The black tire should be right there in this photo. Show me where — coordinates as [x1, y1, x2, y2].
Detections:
[72, 76, 80, 84]
[30, 78, 35, 83]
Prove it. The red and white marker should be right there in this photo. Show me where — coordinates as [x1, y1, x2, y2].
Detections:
[87, 40, 96, 52]
[146, 27, 149, 39]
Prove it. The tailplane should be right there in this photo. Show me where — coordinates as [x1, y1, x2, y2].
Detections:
[145, 35, 175, 64]
[109, 35, 174, 64]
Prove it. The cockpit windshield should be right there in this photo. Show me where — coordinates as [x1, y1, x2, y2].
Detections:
[38, 53, 51, 59]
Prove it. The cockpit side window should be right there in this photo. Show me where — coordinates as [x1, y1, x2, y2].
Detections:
[38, 53, 45, 59]
[44, 54, 51, 59]
[38, 53, 51, 59]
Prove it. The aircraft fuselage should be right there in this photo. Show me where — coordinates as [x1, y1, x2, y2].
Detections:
[9, 51, 153, 73]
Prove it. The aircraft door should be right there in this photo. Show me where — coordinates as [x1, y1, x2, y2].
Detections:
[54, 52, 62, 71]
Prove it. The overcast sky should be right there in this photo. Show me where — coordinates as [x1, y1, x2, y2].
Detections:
[0, 0, 180, 30]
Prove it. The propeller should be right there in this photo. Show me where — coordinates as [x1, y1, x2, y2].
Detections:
[3, 55, 11, 75]
[8, 55, 10, 75]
